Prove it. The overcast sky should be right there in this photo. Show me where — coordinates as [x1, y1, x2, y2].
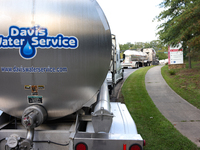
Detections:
[97, 0, 163, 44]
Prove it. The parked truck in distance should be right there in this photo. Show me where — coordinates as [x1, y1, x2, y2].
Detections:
[106, 34, 124, 94]
[121, 50, 149, 68]
[121, 48, 158, 69]
[141, 48, 158, 65]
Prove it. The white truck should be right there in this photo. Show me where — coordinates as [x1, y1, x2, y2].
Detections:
[141, 48, 158, 65]
[121, 50, 149, 68]
[106, 34, 124, 94]
[0, 0, 145, 150]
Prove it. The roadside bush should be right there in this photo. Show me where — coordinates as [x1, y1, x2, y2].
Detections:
[168, 69, 176, 75]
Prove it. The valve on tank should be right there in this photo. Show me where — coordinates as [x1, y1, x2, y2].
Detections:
[6, 134, 21, 149]
[19, 105, 47, 149]
[21, 105, 47, 129]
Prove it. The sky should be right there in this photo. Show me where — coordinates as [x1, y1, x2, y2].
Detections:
[97, 0, 164, 44]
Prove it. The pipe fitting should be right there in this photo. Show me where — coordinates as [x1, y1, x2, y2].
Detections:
[22, 105, 47, 129]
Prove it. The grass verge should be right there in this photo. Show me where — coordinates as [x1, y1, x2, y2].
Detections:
[161, 61, 200, 109]
[121, 66, 199, 150]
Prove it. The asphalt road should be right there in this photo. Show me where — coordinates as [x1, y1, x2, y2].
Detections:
[110, 67, 138, 102]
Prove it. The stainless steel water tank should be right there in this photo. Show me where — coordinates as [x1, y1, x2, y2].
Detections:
[0, 0, 111, 119]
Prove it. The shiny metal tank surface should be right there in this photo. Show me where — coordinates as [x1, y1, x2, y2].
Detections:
[0, 0, 111, 119]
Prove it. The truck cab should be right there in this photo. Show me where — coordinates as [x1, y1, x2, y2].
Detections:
[107, 34, 124, 94]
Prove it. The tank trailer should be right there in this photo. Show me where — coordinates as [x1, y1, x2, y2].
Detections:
[0, 0, 144, 149]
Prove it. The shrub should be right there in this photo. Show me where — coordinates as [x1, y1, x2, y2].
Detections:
[168, 69, 176, 75]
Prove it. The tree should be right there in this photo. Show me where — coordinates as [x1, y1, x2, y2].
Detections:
[156, 52, 168, 60]
[119, 40, 168, 52]
[155, 0, 200, 68]
[119, 43, 129, 51]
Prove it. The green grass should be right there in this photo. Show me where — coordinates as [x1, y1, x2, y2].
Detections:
[121, 66, 199, 150]
[161, 61, 200, 109]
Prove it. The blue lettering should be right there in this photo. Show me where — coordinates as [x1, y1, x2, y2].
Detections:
[69, 39, 75, 46]
[59, 36, 62, 45]
[20, 39, 25, 46]
[62, 39, 68, 46]
[52, 39, 58, 46]
[0, 25, 79, 59]
[14, 39, 19, 45]
[8, 38, 13, 46]
[2, 39, 8, 46]
[39, 29, 46, 36]
[39, 39, 45, 46]
[1, 66, 68, 73]
[27, 29, 34, 36]
[32, 37, 38, 45]
[46, 39, 51, 46]
[11, 27, 19, 36]
[20, 30, 27, 36]
[0, 37, 2, 45]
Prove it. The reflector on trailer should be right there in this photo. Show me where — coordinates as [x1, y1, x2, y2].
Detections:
[129, 144, 142, 150]
[123, 144, 127, 150]
[75, 142, 88, 150]
[143, 140, 146, 146]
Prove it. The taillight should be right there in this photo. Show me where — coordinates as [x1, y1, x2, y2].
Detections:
[75, 142, 88, 150]
[129, 144, 142, 150]
[143, 140, 146, 146]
